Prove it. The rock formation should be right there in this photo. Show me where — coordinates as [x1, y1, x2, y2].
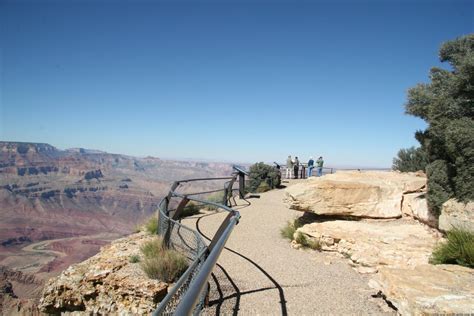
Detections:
[39, 233, 168, 314]
[369, 264, 474, 314]
[285, 171, 429, 222]
[439, 199, 474, 233]
[401, 192, 437, 226]
[296, 219, 441, 271]
[287, 171, 473, 314]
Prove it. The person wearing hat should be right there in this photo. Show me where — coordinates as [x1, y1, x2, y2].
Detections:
[307, 156, 315, 177]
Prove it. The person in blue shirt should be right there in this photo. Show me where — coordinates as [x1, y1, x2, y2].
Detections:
[307, 157, 314, 177]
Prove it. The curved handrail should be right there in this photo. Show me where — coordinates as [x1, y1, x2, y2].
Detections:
[153, 173, 242, 315]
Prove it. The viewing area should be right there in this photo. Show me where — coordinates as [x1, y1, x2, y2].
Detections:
[153, 166, 384, 315]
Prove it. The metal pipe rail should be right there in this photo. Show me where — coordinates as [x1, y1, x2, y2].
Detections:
[152, 170, 243, 315]
[175, 214, 238, 315]
[280, 164, 335, 179]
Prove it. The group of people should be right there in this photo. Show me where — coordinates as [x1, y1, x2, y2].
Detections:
[285, 155, 324, 179]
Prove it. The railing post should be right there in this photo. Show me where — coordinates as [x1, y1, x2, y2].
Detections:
[172, 197, 190, 221]
[162, 182, 180, 247]
[154, 175, 242, 316]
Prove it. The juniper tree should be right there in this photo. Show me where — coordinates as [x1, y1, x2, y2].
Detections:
[392, 146, 428, 172]
[248, 162, 280, 193]
[404, 34, 474, 215]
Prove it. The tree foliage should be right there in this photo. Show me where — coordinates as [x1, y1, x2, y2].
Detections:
[404, 34, 474, 215]
[248, 162, 281, 193]
[392, 146, 428, 172]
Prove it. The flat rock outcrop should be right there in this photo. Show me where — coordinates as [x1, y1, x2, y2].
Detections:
[285, 171, 427, 220]
[439, 199, 474, 233]
[288, 172, 474, 314]
[39, 232, 168, 314]
[369, 264, 474, 315]
[296, 219, 441, 270]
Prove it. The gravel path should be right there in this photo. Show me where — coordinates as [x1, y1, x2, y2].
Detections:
[183, 180, 391, 315]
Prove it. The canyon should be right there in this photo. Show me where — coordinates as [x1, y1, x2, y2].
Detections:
[0, 141, 234, 313]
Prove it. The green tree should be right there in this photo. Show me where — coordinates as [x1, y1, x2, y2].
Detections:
[392, 146, 428, 172]
[404, 34, 474, 215]
[248, 162, 281, 193]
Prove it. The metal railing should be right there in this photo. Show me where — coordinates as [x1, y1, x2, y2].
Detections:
[153, 167, 245, 315]
[280, 163, 334, 179]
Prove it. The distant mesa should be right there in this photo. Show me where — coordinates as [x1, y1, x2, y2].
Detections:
[66, 148, 107, 155]
[0, 141, 58, 154]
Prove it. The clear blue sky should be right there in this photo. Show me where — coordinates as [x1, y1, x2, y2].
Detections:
[1, 0, 472, 167]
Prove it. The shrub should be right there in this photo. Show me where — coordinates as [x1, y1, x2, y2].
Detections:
[280, 219, 303, 240]
[140, 238, 165, 259]
[177, 202, 201, 218]
[430, 228, 474, 268]
[248, 162, 281, 193]
[294, 232, 321, 250]
[140, 249, 188, 282]
[145, 216, 159, 234]
[307, 239, 321, 250]
[204, 191, 225, 211]
[392, 146, 427, 172]
[256, 181, 271, 193]
[129, 255, 140, 263]
[294, 232, 307, 245]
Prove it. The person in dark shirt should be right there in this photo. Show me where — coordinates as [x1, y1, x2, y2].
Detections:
[294, 156, 300, 179]
[307, 157, 314, 177]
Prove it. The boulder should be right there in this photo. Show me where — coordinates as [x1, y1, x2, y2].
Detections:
[39, 233, 168, 314]
[402, 192, 437, 227]
[369, 264, 474, 315]
[285, 171, 426, 219]
[297, 219, 441, 269]
[439, 199, 474, 233]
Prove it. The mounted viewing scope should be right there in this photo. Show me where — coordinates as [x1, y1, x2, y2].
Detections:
[232, 165, 248, 199]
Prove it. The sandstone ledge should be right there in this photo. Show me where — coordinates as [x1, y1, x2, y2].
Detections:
[296, 218, 442, 269]
[369, 264, 474, 315]
[439, 199, 474, 233]
[285, 171, 428, 221]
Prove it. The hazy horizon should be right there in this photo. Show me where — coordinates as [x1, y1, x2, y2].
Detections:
[1, 0, 472, 168]
[0, 139, 392, 169]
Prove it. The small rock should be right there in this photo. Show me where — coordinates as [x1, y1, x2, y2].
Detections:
[355, 266, 378, 274]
